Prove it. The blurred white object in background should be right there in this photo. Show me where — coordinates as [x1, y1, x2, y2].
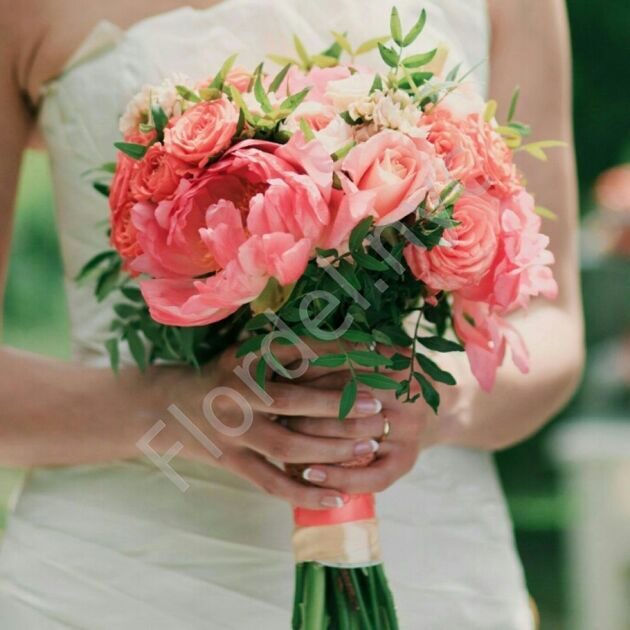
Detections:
[552, 421, 630, 630]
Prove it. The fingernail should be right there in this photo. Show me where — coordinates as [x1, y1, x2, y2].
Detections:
[341, 493, 350, 504]
[303, 467, 327, 483]
[354, 439, 380, 457]
[355, 395, 382, 415]
[321, 496, 344, 509]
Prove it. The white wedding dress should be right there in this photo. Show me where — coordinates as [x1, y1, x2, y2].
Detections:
[0, 1, 535, 628]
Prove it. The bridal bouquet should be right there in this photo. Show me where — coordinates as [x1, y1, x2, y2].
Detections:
[80, 6, 560, 628]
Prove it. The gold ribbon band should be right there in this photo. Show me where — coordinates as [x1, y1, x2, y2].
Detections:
[292, 518, 382, 567]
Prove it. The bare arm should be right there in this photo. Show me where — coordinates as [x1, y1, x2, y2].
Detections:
[434, 0, 584, 449]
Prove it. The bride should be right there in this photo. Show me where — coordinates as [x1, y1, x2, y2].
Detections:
[0, 0, 582, 628]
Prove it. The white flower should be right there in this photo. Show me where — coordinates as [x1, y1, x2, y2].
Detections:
[347, 89, 423, 140]
[314, 117, 354, 155]
[118, 74, 195, 137]
[325, 73, 375, 111]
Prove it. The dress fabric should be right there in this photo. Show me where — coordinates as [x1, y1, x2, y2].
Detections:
[0, 1, 534, 627]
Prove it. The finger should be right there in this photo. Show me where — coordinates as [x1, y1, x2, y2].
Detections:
[230, 451, 350, 510]
[300, 452, 415, 494]
[285, 414, 386, 440]
[251, 383, 383, 418]
[243, 419, 381, 464]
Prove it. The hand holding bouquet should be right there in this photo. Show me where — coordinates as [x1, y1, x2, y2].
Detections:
[80, 6, 560, 628]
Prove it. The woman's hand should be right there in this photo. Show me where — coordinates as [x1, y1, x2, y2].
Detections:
[283, 370, 443, 495]
[153, 345, 383, 510]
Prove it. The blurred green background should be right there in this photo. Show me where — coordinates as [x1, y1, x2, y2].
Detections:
[1, 2, 629, 628]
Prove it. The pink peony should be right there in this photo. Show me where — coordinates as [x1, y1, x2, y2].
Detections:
[404, 193, 501, 292]
[164, 97, 239, 167]
[342, 130, 446, 225]
[453, 298, 530, 391]
[278, 66, 352, 105]
[461, 190, 558, 312]
[136, 134, 336, 326]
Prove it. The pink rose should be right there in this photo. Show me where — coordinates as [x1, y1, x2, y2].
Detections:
[424, 110, 521, 199]
[136, 134, 334, 326]
[199, 68, 252, 93]
[404, 193, 501, 292]
[164, 97, 238, 167]
[129, 143, 192, 203]
[342, 130, 446, 225]
[453, 298, 529, 391]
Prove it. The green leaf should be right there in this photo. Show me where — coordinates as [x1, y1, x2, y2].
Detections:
[445, 62, 462, 82]
[355, 36, 390, 56]
[341, 330, 374, 344]
[299, 118, 316, 142]
[347, 351, 392, 368]
[210, 53, 239, 89]
[113, 303, 138, 320]
[372, 329, 394, 346]
[331, 31, 353, 55]
[75, 250, 117, 282]
[228, 85, 256, 124]
[105, 338, 120, 374]
[245, 313, 272, 331]
[353, 250, 389, 271]
[236, 335, 266, 357]
[417, 336, 464, 353]
[390, 7, 404, 45]
[265, 351, 292, 379]
[534, 205, 558, 221]
[355, 373, 400, 390]
[199, 87, 223, 101]
[349, 217, 374, 252]
[95, 262, 122, 302]
[507, 86, 520, 122]
[255, 356, 268, 390]
[417, 354, 456, 385]
[268, 53, 300, 67]
[331, 140, 356, 161]
[378, 43, 400, 68]
[120, 286, 144, 303]
[151, 105, 168, 136]
[268, 63, 291, 93]
[254, 74, 273, 113]
[339, 379, 358, 420]
[311, 354, 348, 368]
[125, 327, 147, 372]
[403, 8, 427, 47]
[113, 142, 148, 160]
[414, 372, 440, 413]
[311, 54, 339, 68]
[370, 74, 384, 94]
[390, 353, 411, 370]
[279, 87, 311, 112]
[402, 49, 437, 68]
[175, 85, 201, 103]
[293, 35, 311, 68]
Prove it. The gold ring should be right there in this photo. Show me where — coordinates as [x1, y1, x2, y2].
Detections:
[380, 416, 391, 442]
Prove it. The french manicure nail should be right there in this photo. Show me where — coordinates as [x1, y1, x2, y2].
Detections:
[303, 467, 327, 483]
[355, 396, 382, 415]
[354, 439, 380, 457]
[321, 496, 344, 509]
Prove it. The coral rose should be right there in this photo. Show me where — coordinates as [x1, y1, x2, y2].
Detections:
[164, 97, 238, 167]
[129, 143, 192, 203]
[342, 130, 446, 225]
[404, 193, 501, 292]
